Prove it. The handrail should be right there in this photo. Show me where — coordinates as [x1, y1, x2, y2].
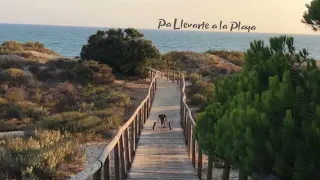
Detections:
[70, 69, 157, 180]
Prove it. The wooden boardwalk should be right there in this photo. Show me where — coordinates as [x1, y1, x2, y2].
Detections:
[126, 77, 199, 180]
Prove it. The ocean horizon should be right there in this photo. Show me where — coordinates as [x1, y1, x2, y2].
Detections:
[1, 23, 320, 59]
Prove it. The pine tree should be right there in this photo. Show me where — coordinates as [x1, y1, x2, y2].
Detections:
[195, 36, 320, 180]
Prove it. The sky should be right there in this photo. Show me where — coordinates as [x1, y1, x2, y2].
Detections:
[0, 0, 317, 35]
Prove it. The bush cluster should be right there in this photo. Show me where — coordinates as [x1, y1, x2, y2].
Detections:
[80, 28, 160, 77]
[159, 51, 242, 79]
[0, 129, 85, 180]
[188, 73, 214, 106]
[206, 50, 245, 66]
[195, 36, 320, 180]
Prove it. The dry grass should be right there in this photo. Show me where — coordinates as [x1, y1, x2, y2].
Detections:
[0, 129, 86, 180]
[0, 41, 153, 179]
[161, 51, 242, 79]
[0, 41, 60, 63]
[206, 50, 245, 66]
[0, 41, 59, 56]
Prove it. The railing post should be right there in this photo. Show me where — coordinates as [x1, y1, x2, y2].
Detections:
[181, 104, 185, 129]
[239, 169, 248, 180]
[146, 99, 149, 118]
[119, 134, 126, 177]
[135, 114, 138, 145]
[207, 155, 213, 180]
[187, 119, 191, 157]
[167, 69, 169, 80]
[103, 155, 110, 180]
[192, 128, 196, 167]
[139, 107, 145, 133]
[155, 78, 157, 91]
[148, 97, 151, 116]
[173, 71, 175, 83]
[197, 143, 202, 179]
[124, 129, 130, 171]
[147, 99, 150, 119]
[184, 110, 188, 139]
[114, 142, 120, 180]
[93, 168, 101, 180]
[131, 119, 136, 158]
[180, 96, 183, 123]
[177, 72, 179, 84]
[144, 102, 147, 123]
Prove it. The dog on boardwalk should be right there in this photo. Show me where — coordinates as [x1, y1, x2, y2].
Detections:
[153, 114, 171, 130]
[158, 114, 167, 128]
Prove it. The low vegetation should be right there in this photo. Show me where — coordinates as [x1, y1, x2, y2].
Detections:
[0, 40, 145, 179]
[0, 130, 85, 180]
[159, 51, 242, 78]
[0, 57, 129, 137]
[187, 73, 214, 107]
[205, 50, 245, 66]
[0, 41, 60, 63]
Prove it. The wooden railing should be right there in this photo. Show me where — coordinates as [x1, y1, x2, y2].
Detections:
[70, 69, 157, 180]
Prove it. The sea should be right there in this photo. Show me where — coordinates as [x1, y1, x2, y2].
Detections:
[1, 23, 320, 59]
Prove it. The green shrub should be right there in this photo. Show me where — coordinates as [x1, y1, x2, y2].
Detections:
[25, 106, 50, 122]
[71, 60, 115, 85]
[0, 41, 59, 55]
[2, 68, 25, 78]
[0, 129, 85, 180]
[6, 105, 23, 119]
[203, 82, 214, 97]
[0, 101, 51, 131]
[0, 97, 7, 105]
[190, 80, 207, 94]
[189, 73, 202, 85]
[5, 87, 27, 102]
[147, 57, 165, 70]
[80, 28, 160, 77]
[55, 70, 76, 81]
[94, 90, 130, 110]
[196, 36, 320, 180]
[191, 93, 206, 105]
[39, 110, 122, 141]
[0, 118, 31, 132]
[32, 88, 42, 103]
[0, 68, 35, 86]
[0, 56, 26, 69]
[46, 59, 77, 69]
[107, 91, 131, 107]
[206, 50, 244, 66]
